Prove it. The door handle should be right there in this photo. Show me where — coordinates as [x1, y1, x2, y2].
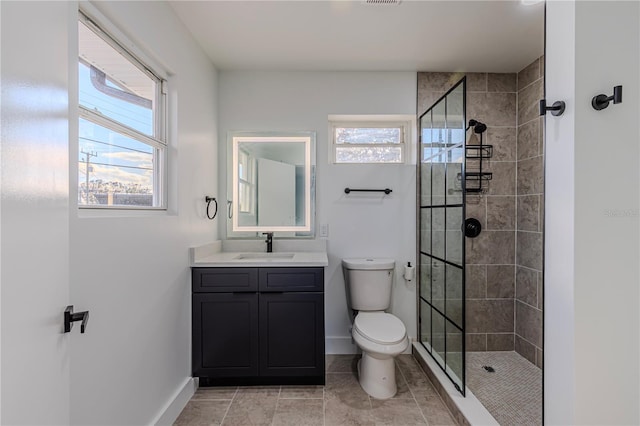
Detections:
[64, 305, 89, 333]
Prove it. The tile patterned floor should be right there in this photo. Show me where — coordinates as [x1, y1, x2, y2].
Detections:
[175, 354, 458, 425]
[466, 351, 542, 426]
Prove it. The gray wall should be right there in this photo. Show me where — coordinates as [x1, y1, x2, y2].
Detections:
[515, 57, 544, 368]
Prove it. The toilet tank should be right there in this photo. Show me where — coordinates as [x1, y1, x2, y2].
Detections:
[342, 258, 395, 311]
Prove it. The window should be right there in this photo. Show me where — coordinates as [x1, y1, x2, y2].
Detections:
[237, 149, 256, 214]
[78, 11, 167, 209]
[330, 118, 411, 164]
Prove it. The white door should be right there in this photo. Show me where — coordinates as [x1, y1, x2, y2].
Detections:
[1, 2, 72, 424]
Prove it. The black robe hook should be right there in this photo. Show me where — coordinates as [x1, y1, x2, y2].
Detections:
[539, 99, 566, 116]
[592, 85, 622, 111]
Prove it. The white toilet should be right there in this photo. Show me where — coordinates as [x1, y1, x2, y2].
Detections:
[342, 258, 409, 399]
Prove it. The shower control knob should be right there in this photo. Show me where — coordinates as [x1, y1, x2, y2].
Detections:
[465, 218, 482, 238]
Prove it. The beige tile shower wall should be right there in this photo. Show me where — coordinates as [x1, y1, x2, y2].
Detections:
[417, 72, 517, 353]
[515, 57, 544, 368]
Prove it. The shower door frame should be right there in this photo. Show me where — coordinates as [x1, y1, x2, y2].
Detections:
[416, 77, 466, 396]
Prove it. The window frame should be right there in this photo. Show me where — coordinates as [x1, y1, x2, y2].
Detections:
[77, 9, 168, 210]
[237, 148, 256, 215]
[329, 118, 412, 164]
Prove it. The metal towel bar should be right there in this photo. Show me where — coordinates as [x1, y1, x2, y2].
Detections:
[344, 188, 392, 194]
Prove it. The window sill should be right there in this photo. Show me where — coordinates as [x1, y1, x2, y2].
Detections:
[77, 206, 169, 219]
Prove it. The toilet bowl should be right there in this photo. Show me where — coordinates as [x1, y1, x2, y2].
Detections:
[352, 312, 409, 399]
[342, 258, 409, 399]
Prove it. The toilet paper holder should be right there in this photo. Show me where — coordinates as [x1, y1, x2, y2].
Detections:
[404, 262, 415, 281]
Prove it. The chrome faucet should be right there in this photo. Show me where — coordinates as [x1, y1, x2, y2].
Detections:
[263, 232, 274, 253]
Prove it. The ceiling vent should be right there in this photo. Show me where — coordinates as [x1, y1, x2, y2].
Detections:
[363, 0, 401, 5]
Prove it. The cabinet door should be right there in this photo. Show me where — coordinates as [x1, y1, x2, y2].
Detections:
[259, 293, 324, 377]
[193, 293, 258, 377]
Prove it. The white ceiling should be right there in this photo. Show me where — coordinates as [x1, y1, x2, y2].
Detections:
[168, 0, 545, 73]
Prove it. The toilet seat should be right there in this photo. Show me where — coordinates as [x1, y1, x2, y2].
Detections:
[354, 312, 406, 345]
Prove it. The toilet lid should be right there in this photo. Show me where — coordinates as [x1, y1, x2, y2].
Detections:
[342, 258, 395, 270]
[354, 312, 406, 345]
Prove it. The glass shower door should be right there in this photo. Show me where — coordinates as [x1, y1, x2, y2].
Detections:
[418, 78, 466, 394]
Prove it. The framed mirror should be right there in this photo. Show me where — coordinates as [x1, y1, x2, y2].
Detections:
[226, 131, 316, 237]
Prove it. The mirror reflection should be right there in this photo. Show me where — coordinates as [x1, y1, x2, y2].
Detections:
[230, 134, 314, 234]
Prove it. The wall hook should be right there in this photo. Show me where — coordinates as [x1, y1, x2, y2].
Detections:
[539, 99, 566, 116]
[592, 85, 622, 110]
[64, 305, 89, 333]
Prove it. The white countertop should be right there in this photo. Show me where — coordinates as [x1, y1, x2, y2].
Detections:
[190, 240, 328, 267]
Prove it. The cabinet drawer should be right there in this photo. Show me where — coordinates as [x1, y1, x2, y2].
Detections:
[192, 268, 258, 293]
[259, 267, 324, 292]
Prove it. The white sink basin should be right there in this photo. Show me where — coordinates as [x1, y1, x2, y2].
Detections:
[234, 252, 295, 260]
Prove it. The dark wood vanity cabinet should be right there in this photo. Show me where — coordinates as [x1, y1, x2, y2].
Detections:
[192, 267, 324, 385]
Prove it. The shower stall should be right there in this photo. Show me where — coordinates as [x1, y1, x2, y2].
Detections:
[416, 63, 545, 425]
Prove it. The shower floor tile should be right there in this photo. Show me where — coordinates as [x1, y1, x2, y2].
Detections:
[466, 351, 542, 426]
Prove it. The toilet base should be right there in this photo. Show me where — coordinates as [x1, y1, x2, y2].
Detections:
[357, 352, 397, 399]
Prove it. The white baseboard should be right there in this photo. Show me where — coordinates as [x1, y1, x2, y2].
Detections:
[325, 336, 358, 354]
[152, 377, 197, 426]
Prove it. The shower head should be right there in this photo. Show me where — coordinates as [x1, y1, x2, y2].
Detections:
[467, 119, 487, 134]
[474, 122, 487, 134]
